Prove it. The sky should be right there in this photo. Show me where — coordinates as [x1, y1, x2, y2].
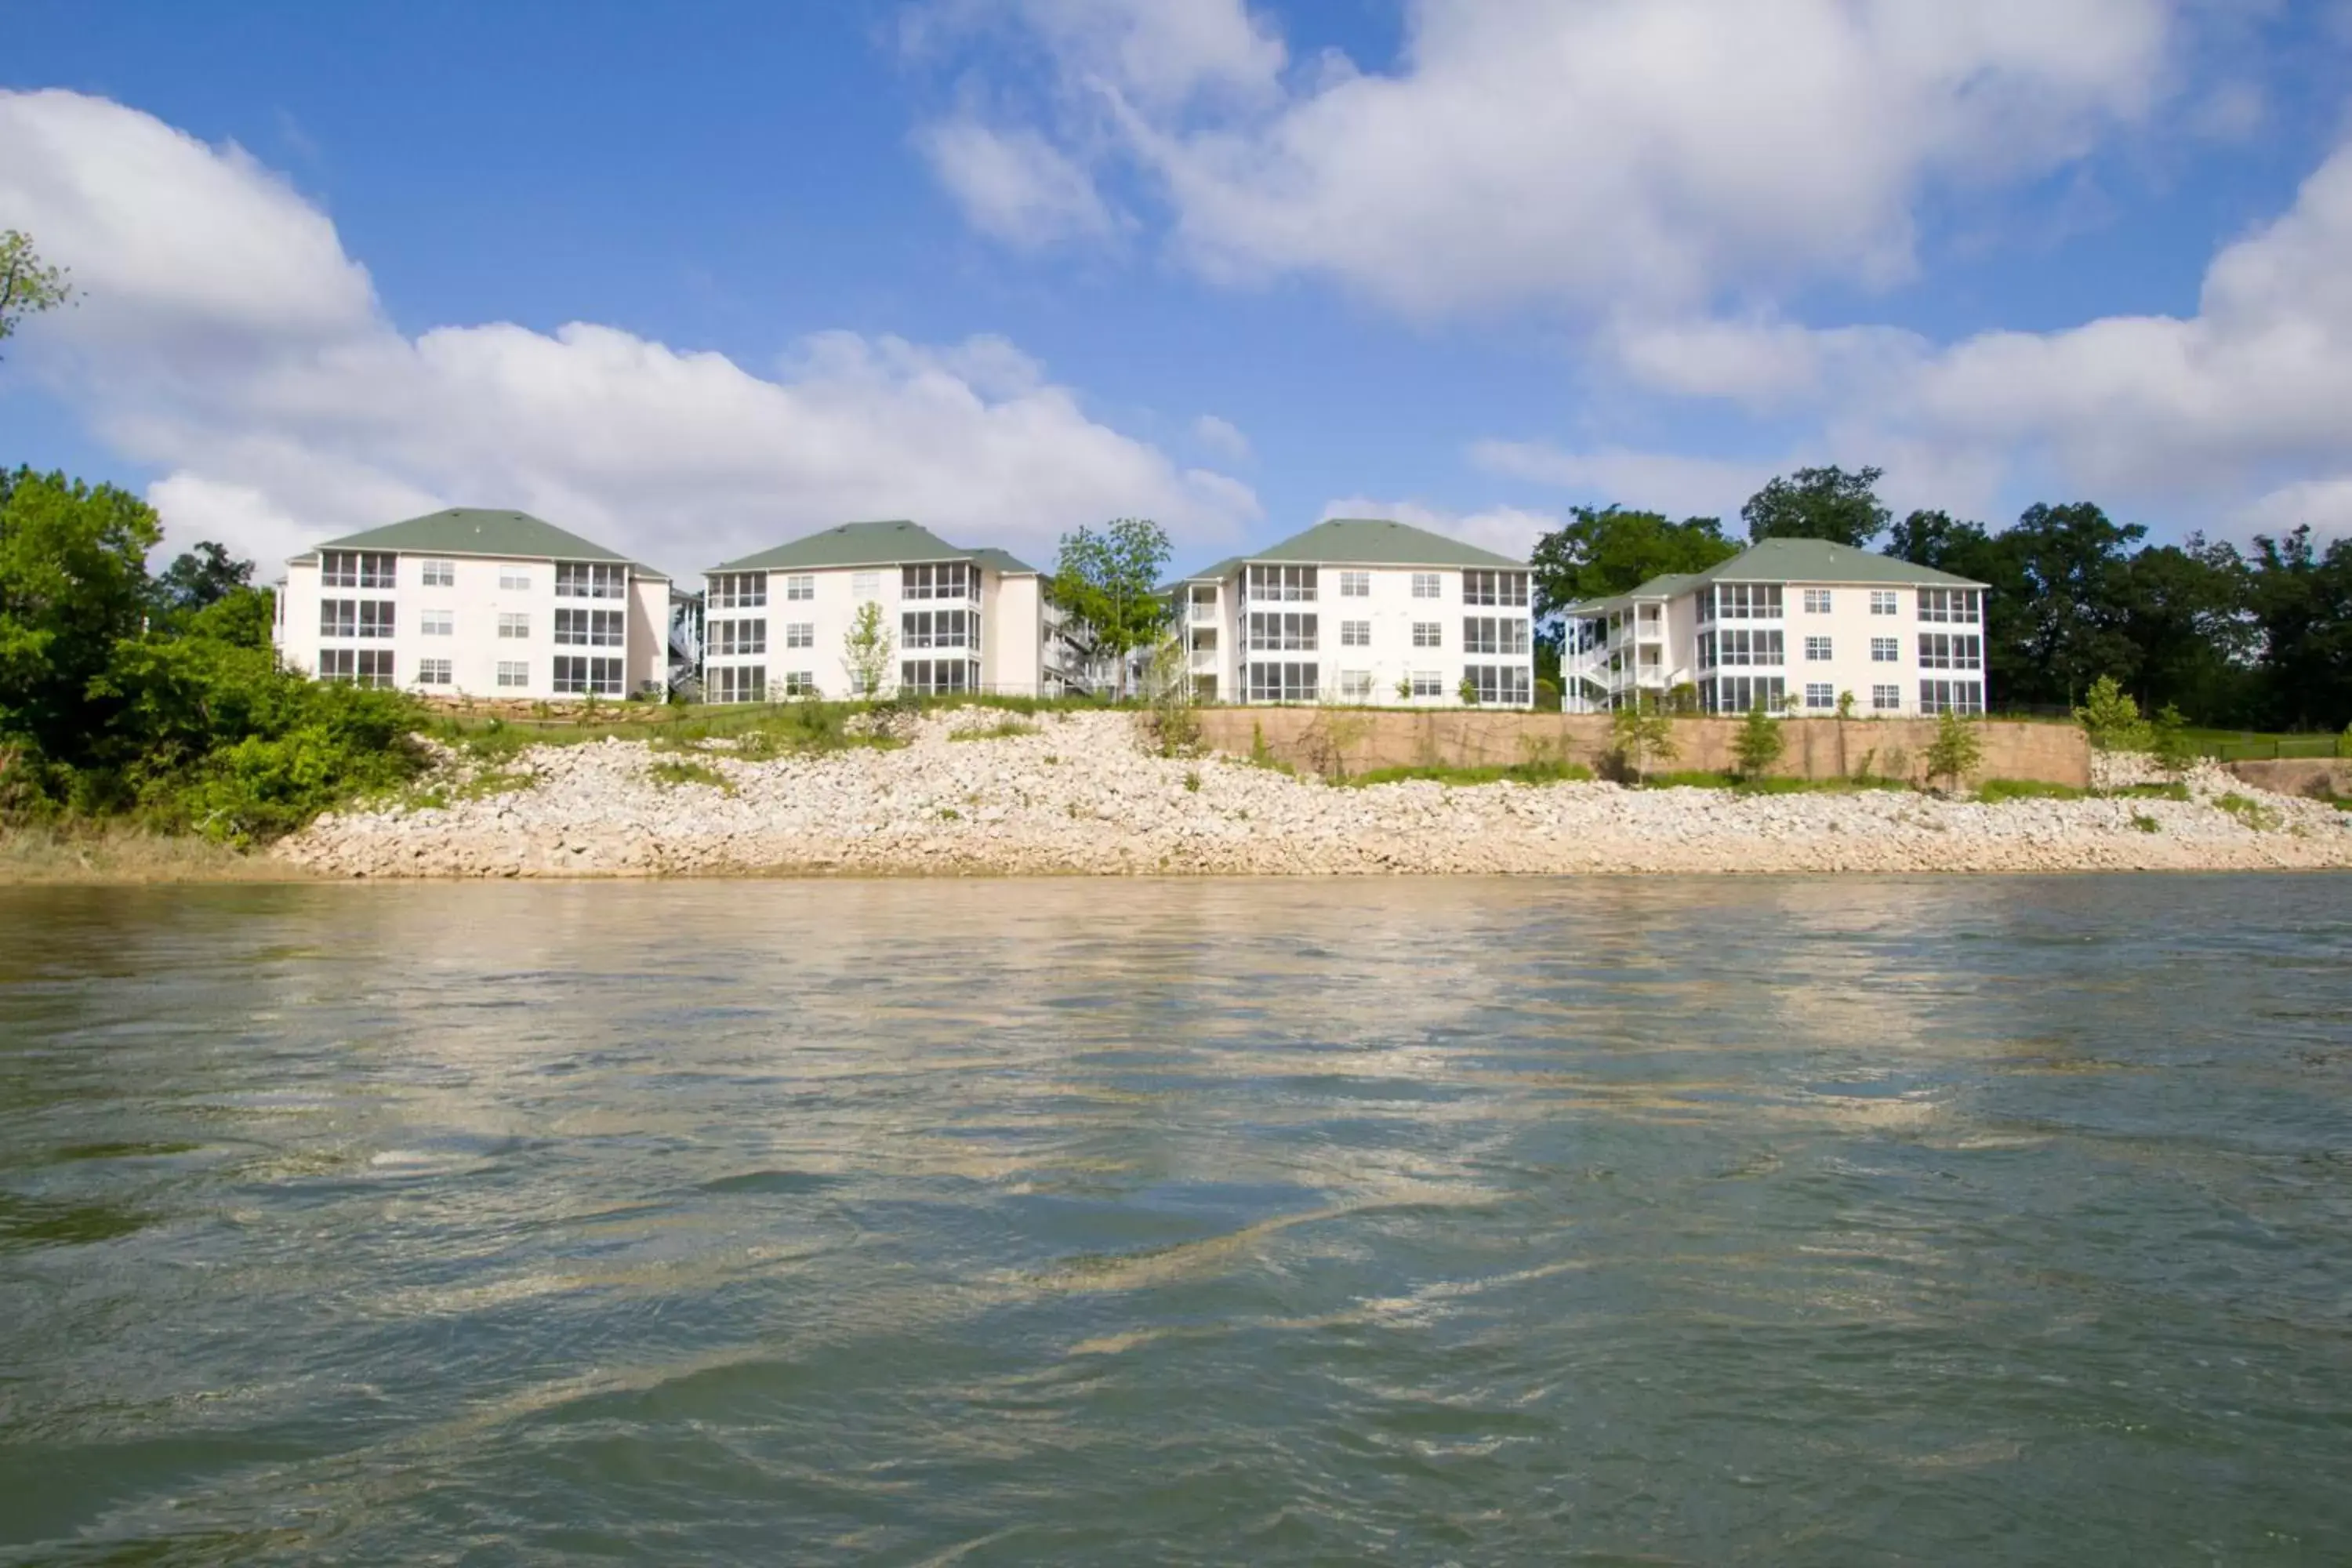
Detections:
[5, 0, 2352, 583]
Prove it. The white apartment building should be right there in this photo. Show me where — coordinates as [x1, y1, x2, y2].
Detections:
[701, 521, 1064, 701]
[1561, 539, 1991, 717]
[1169, 519, 1537, 707]
[273, 509, 671, 700]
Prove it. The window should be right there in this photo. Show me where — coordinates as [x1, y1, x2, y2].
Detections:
[1189, 626, 1218, 653]
[1246, 564, 1317, 602]
[1710, 628, 1784, 667]
[1869, 590, 1900, 615]
[785, 622, 815, 650]
[319, 600, 357, 638]
[422, 609, 454, 637]
[1189, 587, 1218, 622]
[708, 619, 766, 657]
[1462, 617, 1529, 655]
[1410, 670, 1443, 698]
[1411, 621, 1441, 648]
[1803, 635, 1832, 662]
[1340, 619, 1370, 648]
[496, 661, 528, 689]
[553, 655, 623, 696]
[900, 563, 975, 601]
[1245, 662, 1319, 702]
[710, 572, 767, 610]
[1919, 679, 1984, 715]
[902, 609, 974, 650]
[1410, 572, 1441, 600]
[899, 659, 976, 695]
[1339, 670, 1373, 701]
[318, 648, 353, 681]
[499, 567, 532, 592]
[782, 671, 817, 697]
[417, 658, 452, 686]
[1871, 684, 1901, 712]
[358, 601, 395, 638]
[1806, 682, 1835, 710]
[851, 572, 880, 602]
[1462, 570, 1530, 608]
[555, 562, 626, 600]
[1246, 612, 1317, 652]
[1870, 637, 1899, 662]
[320, 550, 395, 589]
[554, 608, 624, 647]
[1708, 675, 1786, 713]
[1802, 588, 1832, 614]
[713, 665, 765, 703]
[1338, 570, 1370, 598]
[1713, 583, 1784, 620]
[498, 612, 530, 639]
[1918, 633, 1983, 671]
[1464, 665, 1531, 705]
[786, 574, 816, 601]
[1918, 588, 1982, 624]
[420, 558, 455, 588]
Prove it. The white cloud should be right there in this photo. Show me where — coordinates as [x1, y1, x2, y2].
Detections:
[1191, 412, 1251, 463]
[1468, 442, 1780, 522]
[1319, 495, 1561, 561]
[916, 119, 1116, 247]
[929, 0, 2179, 315]
[0, 89, 1257, 575]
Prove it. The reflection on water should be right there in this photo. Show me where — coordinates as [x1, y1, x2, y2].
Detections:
[2, 877, 2350, 1565]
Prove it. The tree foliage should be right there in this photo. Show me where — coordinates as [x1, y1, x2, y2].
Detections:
[1731, 699, 1785, 779]
[841, 601, 891, 699]
[1529, 505, 1739, 619]
[1051, 518, 1171, 699]
[1608, 696, 1677, 784]
[1740, 465, 1890, 549]
[0, 230, 74, 360]
[1926, 710, 1984, 793]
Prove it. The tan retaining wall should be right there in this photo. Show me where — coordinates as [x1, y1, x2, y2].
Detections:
[2226, 757, 2352, 797]
[1192, 708, 2091, 788]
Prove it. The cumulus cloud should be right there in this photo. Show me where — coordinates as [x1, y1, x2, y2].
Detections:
[1319, 495, 1562, 561]
[1468, 442, 1782, 523]
[1191, 412, 1252, 463]
[0, 89, 1257, 575]
[916, 119, 1116, 247]
[923, 0, 2178, 316]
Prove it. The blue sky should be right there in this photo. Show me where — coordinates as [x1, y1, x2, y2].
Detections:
[5, 1, 2352, 580]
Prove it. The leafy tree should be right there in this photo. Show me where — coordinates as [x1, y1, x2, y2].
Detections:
[1609, 695, 1677, 784]
[153, 541, 255, 617]
[1, 468, 162, 766]
[1741, 466, 1889, 548]
[2243, 527, 2352, 731]
[1051, 518, 1171, 699]
[1885, 508, 1991, 572]
[2074, 675, 2151, 753]
[2148, 704, 2199, 779]
[841, 601, 891, 699]
[1731, 698, 1784, 779]
[2114, 536, 2252, 721]
[1926, 710, 1984, 793]
[0, 230, 74, 361]
[1529, 505, 1740, 619]
[1457, 674, 1479, 706]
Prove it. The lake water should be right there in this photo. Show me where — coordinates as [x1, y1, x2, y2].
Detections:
[2, 877, 2349, 1565]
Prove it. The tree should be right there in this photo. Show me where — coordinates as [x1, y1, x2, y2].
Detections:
[1052, 518, 1171, 700]
[1741, 466, 1889, 548]
[1, 467, 163, 766]
[1610, 695, 1678, 784]
[1926, 709, 1984, 793]
[154, 541, 256, 616]
[1999, 503, 2147, 710]
[1529, 505, 1740, 619]
[2243, 527, 2352, 731]
[0, 230, 73, 361]
[841, 601, 891, 699]
[1731, 698, 1784, 779]
[2074, 675, 2151, 753]
[2148, 704, 2198, 779]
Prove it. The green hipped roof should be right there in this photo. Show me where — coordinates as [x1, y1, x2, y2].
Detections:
[1165, 518, 1524, 588]
[711, 520, 1036, 575]
[309, 508, 666, 577]
[1565, 538, 1986, 615]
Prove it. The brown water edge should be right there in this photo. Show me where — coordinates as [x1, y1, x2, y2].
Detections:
[0, 826, 320, 885]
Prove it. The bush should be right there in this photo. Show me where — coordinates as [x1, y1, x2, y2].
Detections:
[2074, 675, 2152, 752]
[1925, 709, 1984, 792]
[1731, 700, 1784, 779]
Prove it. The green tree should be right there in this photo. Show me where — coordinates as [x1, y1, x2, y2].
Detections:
[2074, 675, 2151, 752]
[1926, 709, 1984, 793]
[0, 230, 74, 361]
[1609, 695, 1678, 784]
[1741, 466, 1889, 548]
[1731, 698, 1784, 779]
[2243, 526, 2352, 731]
[2148, 704, 2198, 779]
[153, 541, 256, 617]
[1, 468, 163, 767]
[1529, 505, 1740, 619]
[1052, 518, 1171, 699]
[841, 601, 891, 699]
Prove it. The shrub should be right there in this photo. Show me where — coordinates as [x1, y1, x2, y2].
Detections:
[2216, 793, 2282, 832]
[1731, 699, 1784, 779]
[2130, 812, 2161, 833]
[2074, 676, 2152, 752]
[2149, 704, 2199, 778]
[648, 759, 733, 793]
[1975, 778, 2088, 803]
[1609, 697, 1677, 783]
[1925, 709, 1984, 793]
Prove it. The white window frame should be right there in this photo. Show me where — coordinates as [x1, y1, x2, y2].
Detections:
[1871, 683, 1901, 711]
[1338, 571, 1370, 599]
[421, 609, 454, 637]
[499, 567, 532, 592]
[1339, 619, 1370, 648]
[1338, 670, 1373, 701]
[416, 658, 453, 687]
[1869, 590, 1900, 616]
[420, 559, 456, 588]
[785, 574, 816, 601]
[1805, 682, 1835, 710]
[1411, 621, 1441, 649]
[1804, 635, 1832, 662]
[498, 612, 531, 640]
[1802, 588, 1831, 614]
[1410, 572, 1441, 601]
[785, 622, 815, 650]
[496, 661, 529, 689]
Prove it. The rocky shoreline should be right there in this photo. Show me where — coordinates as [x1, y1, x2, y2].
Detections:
[269, 710, 2352, 879]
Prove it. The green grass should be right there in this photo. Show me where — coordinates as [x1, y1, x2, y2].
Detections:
[1975, 778, 2089, 803]
[1628, 771, 1909, 795]
[948, 719, 1040, 742]
[2130, 812, 2161, 833]
[2215, 792, 2285, 831]
[1344, 761, 1595, 789]
[647, 759, 734, 793]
